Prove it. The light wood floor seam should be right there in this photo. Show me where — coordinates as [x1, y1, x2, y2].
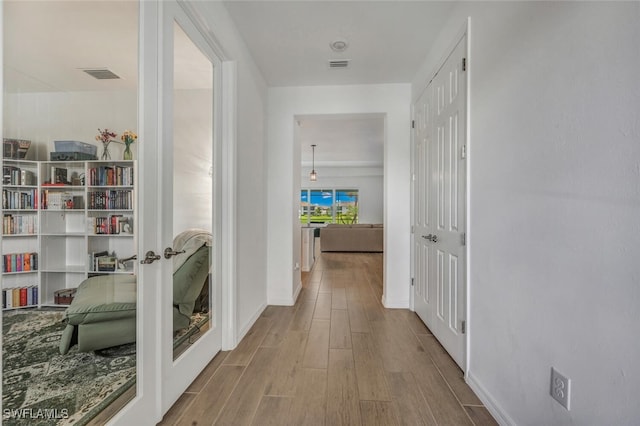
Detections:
[158, 252, 497, 426]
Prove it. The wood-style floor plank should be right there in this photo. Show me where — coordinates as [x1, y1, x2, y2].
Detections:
[215, 347, 279, 425]
[331, 287, 348, 309]
[416, 333, 482, 406]
[351, 332, 392, 401]
[313, 292, 332, 319]
[287, 368, 327, 426]
[223, 316, 272, 366]
[412, 363, 474, 426]
[302, 319, 330, 369]
[264, 330, 308, 396]
[386, 371, 437, 425]
[326, 349, 361, 426]
[251, 396, 294, 426]
[465, 405, 499, 426]
[261, 306, 297, 348]
[360, 400, 399, 426]
[186, 351, 230, 393]
[177, 365, 245, 426]
[289, 300, 315, 332]
[156, 252, 495, 426]
[329, 309, 352, 349]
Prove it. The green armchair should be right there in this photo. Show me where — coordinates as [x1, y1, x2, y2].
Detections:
[59, 235, 211, 355]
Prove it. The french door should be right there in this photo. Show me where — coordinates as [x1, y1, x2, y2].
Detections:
[412, 34, 468, 370]
[157, 0, 223, 413]
[111, 1, 224, 422]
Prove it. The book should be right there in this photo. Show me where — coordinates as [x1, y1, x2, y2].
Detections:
[20, 287, 27, 306]
[12, 288, 20, 307]
[51, 166, 67, 184]
[97, 256, 116, 272]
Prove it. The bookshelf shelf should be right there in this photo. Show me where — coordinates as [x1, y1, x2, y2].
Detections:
[1, 159, 136, 309]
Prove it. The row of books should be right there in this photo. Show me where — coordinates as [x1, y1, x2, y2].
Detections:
[3, 166, 36, 186]
[2, 286, 38, 309]
[3, 188, 38, 210]
[88, 166, 134, 187]
[3, 252, 38, 273]
[89, 251, 117, 272]
[41, 190, 82, 210]
[88, 190, 133, 210]
[2, 214, 37, 235]
[91, 215, 132, 235]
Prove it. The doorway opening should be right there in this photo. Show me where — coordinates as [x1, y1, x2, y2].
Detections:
[295, 113, 384, 276]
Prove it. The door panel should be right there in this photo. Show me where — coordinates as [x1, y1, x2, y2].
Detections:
[159, 2, 222, 413]
[413, 34, 467, 370]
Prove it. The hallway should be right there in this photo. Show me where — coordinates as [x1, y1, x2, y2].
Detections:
[159, 252, 496, 425]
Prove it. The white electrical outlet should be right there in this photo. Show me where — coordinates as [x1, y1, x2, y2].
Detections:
[550, 367, 571, 410]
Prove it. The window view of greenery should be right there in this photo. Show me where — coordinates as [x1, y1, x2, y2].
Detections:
[300, 189, 358, 224]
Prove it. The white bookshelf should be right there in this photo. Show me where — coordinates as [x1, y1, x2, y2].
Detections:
[1, 159, 137, 309]
[2, 159, 40, 309]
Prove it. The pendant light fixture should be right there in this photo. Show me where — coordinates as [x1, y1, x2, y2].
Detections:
[310, 144, 317, 181]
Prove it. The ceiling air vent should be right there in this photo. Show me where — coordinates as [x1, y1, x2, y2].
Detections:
[82, 68, 121, 80]
[328, 59, 350, 69]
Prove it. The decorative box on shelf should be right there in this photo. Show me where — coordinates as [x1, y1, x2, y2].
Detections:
[3, 139, 31, 159]
[54, 288, 77, 305]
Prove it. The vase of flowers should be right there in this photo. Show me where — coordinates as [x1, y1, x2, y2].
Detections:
[96, 128, 117, 160]
[121, 130, 137, 160]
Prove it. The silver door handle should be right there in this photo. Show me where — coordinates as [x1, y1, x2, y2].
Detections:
[422, 234, 433, 240]
[164, 247, 186, 259]
[422, 234, 438, 243]
[141, 251, 161, 264]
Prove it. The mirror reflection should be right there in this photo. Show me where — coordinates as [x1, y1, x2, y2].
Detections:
[171, 21, 214, 360]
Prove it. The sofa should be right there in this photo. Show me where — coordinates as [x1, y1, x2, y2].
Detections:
[320, 223, 383, 252]
[59, 231, 211, 354]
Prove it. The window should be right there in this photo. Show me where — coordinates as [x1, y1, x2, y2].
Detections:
[300, 189, 358, 224]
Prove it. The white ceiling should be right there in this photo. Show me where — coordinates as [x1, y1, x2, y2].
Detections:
[223, 1, 455, 87]
[223, 1, 454, 164]
[3, 1, 454, 164]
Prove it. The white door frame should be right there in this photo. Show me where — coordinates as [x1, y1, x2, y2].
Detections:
[109, 1, 237, 423]
[410, 19, 471, 373]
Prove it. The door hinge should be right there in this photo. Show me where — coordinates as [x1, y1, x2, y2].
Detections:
[462, 58, 467, 71]
[411, 225, 415, 234]
[461, 233, 466, 246]
[461, 320, 466, 334]
[461, 144, 467, 159]
[411, 278, 415, 287]
[411, 120, 415, 129]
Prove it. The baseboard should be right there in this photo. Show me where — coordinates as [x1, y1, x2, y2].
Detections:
[236, 302, 268, 344]
[292, 280, 302, 303]
[467, 370, 515, 426]
[267, 281, 301, 306]
[381, 294, 410, 309]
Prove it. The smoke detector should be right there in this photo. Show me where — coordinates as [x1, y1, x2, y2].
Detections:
[330, 39, 348, 52]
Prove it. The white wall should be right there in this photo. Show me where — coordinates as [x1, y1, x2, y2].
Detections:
[192, 1, 269, 340]
[301, 166, 384, 224]
[4, 90, 137, 160]
[413, 2, 640, 425]
[173, 89, 213, 233]
[267, 84, 411, 307]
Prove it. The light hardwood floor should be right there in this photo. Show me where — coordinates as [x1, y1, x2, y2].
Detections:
[158, 252, 497, 426]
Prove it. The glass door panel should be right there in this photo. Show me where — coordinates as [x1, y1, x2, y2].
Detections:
[2, 1, 142, 423]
